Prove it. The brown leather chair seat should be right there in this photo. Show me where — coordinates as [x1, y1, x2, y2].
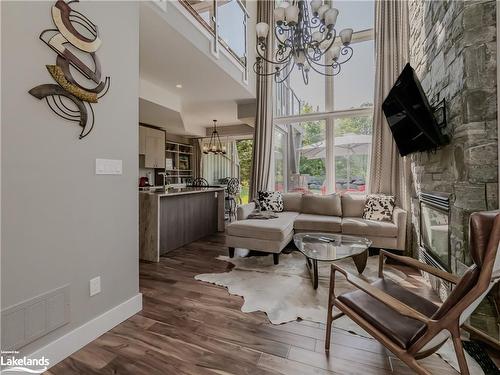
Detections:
[338, 279, 439, 349]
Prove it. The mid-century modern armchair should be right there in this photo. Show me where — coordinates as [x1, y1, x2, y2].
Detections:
[325, 211, 500, 375]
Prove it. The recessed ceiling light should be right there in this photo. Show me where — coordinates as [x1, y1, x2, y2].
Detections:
[175, 84, 182, 88]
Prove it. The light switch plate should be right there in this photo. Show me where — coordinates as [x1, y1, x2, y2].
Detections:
[89, 276, 101, 296]
[96, 159, 122, 175]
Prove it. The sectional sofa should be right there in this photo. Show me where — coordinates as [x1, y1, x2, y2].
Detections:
[225, 193, 407, 264]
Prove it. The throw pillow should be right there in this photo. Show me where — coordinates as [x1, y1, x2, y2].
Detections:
[257, 191, 284, 212]
[363, 194, 395, 222]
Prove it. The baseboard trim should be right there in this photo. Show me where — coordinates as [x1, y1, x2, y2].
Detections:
[28, 293, 142, 370]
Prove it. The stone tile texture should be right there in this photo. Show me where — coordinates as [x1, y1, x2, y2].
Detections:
[409, 0, 498, 270]
[409, 0, 498, 339]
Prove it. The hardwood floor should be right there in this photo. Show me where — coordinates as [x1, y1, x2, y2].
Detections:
[47, 234, 461, 375]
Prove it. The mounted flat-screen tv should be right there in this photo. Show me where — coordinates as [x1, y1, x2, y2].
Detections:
[382, 63, 449, 156]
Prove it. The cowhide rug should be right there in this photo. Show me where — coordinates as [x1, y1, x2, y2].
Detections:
[195, 251, 484, 375]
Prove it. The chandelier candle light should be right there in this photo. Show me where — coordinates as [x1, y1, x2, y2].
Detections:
[203, 120, 226, 155]
[254, 0, 354, 84]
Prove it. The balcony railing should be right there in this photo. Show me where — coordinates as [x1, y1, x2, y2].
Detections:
[179, 0, 248, 70]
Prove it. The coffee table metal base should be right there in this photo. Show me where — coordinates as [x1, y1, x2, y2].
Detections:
[305, 248, 368, 290]
[305, 257, 319, 289]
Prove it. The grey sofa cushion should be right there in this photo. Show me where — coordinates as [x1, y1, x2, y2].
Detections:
[342, 218, 398, 238]
[282, 192, 303, 212]
[301, 193, 342, 216]
[341, 193, 367, 218]
[294, 214, 342, 232]
[226, 211, 299, 241]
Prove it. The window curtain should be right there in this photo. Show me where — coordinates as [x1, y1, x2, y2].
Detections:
[249, 0, 274, 200]
[191, 138, 203, 179]
[232, 140, 241, 179]
[369, 0, 412, 251]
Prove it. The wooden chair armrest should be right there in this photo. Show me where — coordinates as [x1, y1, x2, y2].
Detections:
[379, 250, 460, 284]
[331, 264, 431, 324]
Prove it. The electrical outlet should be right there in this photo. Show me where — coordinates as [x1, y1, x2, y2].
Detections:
[89, 277, 101, 297]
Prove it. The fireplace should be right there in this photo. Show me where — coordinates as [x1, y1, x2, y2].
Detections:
[419, 192, 452, 271]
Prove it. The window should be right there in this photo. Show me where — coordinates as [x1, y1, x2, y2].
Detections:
[286, 56, 326, 114]
[333, 1, 374, 32]
[333, 40, 375, 111]
[274, 127, 287, 192]
[202, 140, 239, 185]
[273, 1, 375, 194]
[236, 139, 253, 203]
[334, 115, 372, 193]
[293, 120, 327, 194]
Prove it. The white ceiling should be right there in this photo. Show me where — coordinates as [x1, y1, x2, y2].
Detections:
[139, 2, 256, 136]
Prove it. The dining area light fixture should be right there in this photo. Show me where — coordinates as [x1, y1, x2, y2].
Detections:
[254, 0, 354, 85]
[203, 120, 226, 155]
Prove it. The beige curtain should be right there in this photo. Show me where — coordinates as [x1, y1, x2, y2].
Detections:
[191, 138, 203, 179]
[369, 0, 412, 251]
[249, 0, 274, 200]
[369, 1, 411, 204]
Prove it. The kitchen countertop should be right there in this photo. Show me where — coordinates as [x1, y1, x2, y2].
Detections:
[139, 187, 225, 197]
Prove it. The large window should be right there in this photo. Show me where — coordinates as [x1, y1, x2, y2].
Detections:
[334, 115, 372, 193]
[273, 1, 375, 194]
[274, 127, 287, 192]
[293, 120, 327, 194]
[236, 139, 253, 203]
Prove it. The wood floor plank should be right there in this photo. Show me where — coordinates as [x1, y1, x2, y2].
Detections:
[47, 233, 463, 375]
[69, 342, 116, 370]
[315, 329, 387, 355]
[270, 320, 325, 340]
[258, 352, 338, 375]
[146, 320, 263, 364]
[387, 354, 460, 375]
[287, 346, 387, 375]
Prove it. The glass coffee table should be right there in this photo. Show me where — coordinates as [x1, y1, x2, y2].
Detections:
[293, 233, 372, 289]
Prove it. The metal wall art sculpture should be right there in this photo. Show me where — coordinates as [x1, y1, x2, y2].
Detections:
[29, 0, 110, 139]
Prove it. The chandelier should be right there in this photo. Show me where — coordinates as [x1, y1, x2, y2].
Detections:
[254, 0, 354, 85]
[203, 120, 226, 155]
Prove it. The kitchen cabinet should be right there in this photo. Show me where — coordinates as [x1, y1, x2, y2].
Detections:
[143, 127, 165, 169]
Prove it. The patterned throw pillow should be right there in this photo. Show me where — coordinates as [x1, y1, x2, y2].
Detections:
[362, 194, 395, 222]
[257, 191, 284, 212]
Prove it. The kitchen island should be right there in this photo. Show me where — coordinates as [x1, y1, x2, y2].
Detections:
[139, 187, 225, 262]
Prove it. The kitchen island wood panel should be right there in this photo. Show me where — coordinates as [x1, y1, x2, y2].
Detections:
[139, 188, 225, 262]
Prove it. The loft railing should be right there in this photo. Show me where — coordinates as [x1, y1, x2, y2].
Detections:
[179, 0, 248, 70]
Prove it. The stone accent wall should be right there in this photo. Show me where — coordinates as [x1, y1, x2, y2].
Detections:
[408, 0, 498, 339]
[408, 0, 498, 270]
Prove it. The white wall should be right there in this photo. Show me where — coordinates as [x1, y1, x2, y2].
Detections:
[1, 0, 140, 360]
